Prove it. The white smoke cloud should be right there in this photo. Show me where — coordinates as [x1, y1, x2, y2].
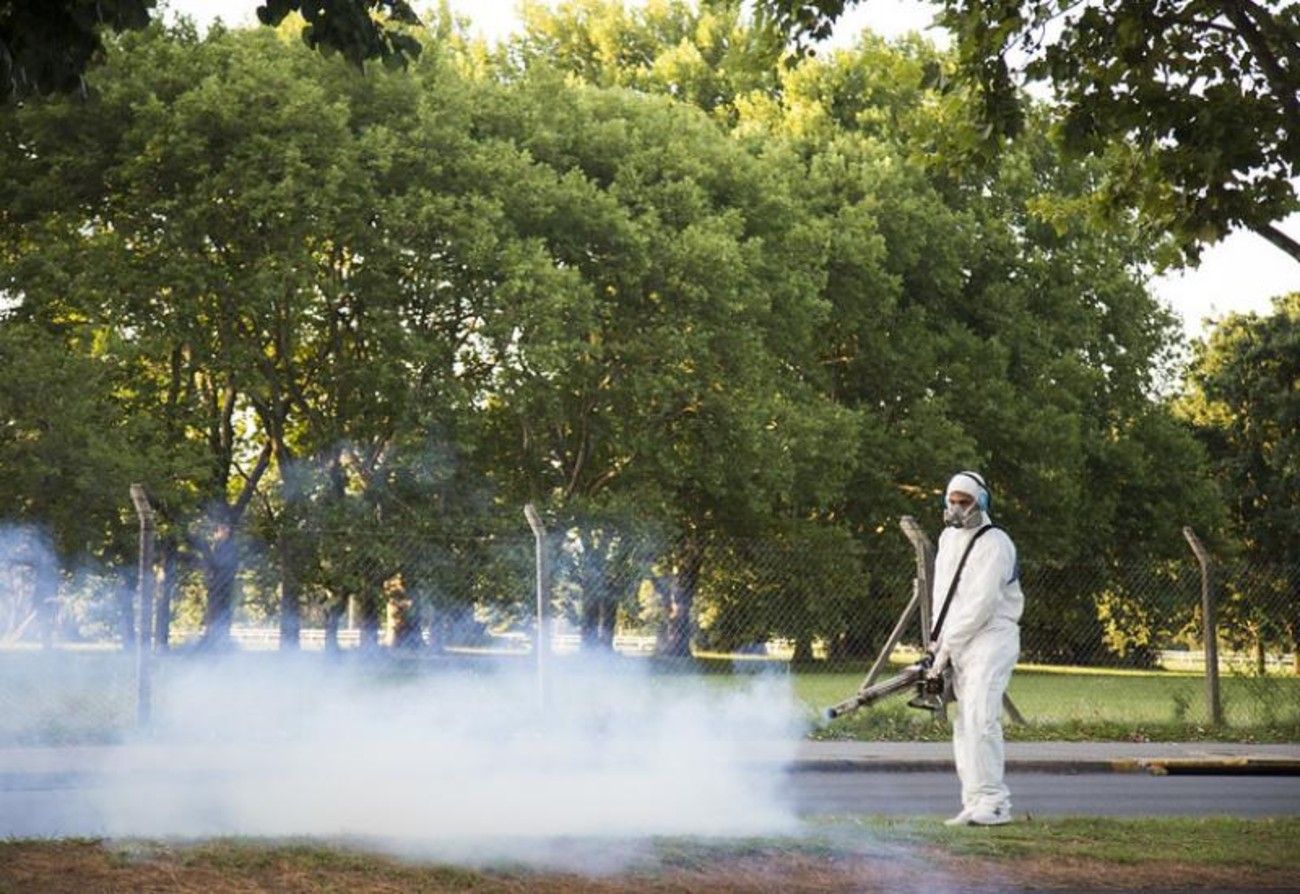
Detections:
[83, 654, 806, 867]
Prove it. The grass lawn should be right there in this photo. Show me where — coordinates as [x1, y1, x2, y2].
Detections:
[3, 649, 1298, 744]
[3, 818, 1298, 892]
[840, 815, 1300, 867]
[789, 662, 1300, 741]
[0, 649, 137, 744]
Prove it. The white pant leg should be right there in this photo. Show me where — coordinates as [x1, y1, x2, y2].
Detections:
[950, 625, 1019, 811]
[950, 693, 975, 810]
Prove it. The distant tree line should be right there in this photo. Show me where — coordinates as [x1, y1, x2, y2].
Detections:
[0, 3, 1292, 665]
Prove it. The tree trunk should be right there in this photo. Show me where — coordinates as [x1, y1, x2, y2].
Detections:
[278, 526, 300, 651]
[653, 576, 674, 655]
[201, 525, 238, 650]
[579, 537, 614, 652]
[598, 599, 617, 650]
[387, 576, 421, 650]
[324, 598, 343, 654]
[791, 635, 814, 663]
[657, 538, 701, 659]
[580, 591, 603, 651]
[198, 444, 269, 651]
[1254, 632, 1267, 676]
[357, 581, 381, 653]
[275, 440, 302, 651]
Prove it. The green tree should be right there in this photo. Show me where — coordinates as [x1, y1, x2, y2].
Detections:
[0, 0, 422, 101]
[766, 37, 1223, 662]
[0, 27, 211, 647]
[752, 0, 1300, 266]
[463, 64, 860, 655]
[1180, 294, 1300, 671]
[3, 20, 620, 651]
[513, 0, 784, 121]
[0, 322, 145, 644]
[3, 24, 378, 646]
[2, 2, 1232, 669]
[519, 5, 1223, 662]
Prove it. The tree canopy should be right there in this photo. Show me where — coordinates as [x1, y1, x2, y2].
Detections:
[0, 5, 1239, 660]
[0, 0, 421, 101]
[752, 0, 1300, 266]
[1180, 294, 1300, 561]
[1179, 294, 1300, 668]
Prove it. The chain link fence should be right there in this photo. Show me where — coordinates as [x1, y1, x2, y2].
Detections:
[2, 518, 1297, 743]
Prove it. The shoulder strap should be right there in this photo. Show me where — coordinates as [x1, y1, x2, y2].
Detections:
[929, 524, 999, 643]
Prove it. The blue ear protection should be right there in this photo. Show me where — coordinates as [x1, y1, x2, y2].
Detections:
[943, 471, 991, 513]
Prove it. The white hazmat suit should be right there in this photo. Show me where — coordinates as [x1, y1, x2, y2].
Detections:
[931, 472, 1023, 826]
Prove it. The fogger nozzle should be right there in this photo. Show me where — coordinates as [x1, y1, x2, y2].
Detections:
[820, 663, 926, 722]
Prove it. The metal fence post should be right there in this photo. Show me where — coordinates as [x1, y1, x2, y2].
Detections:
[524, 503, 549, 709]
[1183, 527, 1223, 726]
[129, 484, 155, 728]
[899, 516, 935, 642]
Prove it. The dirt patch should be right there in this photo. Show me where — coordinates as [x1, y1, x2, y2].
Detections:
[3, 840, 1300, 893]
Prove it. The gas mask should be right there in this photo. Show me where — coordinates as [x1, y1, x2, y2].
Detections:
[944, 500, 981, 529]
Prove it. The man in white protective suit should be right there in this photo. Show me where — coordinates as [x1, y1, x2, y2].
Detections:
[926, 471, 1023, 826]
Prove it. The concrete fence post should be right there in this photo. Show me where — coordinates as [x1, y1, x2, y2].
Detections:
[524, 503, 549, 709]
[1183, 527, 1223, 726]
[129, 484, 155, 727]
[899, 516, 935, 643]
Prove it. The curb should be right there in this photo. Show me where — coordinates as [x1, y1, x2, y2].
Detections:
[790, 760, 1118, 774]
[1111, 757, 1300, 776]
[789, 758, 1300, 775]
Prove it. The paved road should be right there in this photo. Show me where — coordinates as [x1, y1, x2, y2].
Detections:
[785, 769, 1300, 818]
[2, 767, 1298, 837]
[2, 741, 1297, 838]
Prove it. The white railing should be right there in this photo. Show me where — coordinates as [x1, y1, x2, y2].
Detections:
[1157, 648, 1297, 675]
[168, 626, 661, 655]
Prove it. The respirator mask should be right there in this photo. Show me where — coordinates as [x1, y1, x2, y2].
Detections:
[944, 499, 981, 529]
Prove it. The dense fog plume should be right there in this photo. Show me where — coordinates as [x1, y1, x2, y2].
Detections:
[86, 655, 806, 864]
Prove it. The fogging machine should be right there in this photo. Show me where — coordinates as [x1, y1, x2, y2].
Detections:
[823, 657, 948, 721]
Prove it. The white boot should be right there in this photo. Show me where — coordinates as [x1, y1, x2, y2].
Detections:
[943, 807, 974, 827]
[967, 803, 1012, 826]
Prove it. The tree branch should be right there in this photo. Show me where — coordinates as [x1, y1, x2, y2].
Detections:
[231, 443, 273, 519]
[219, 383, 237, 456]
[1218, 1, 1300, 136]
[1254, 222, 1300, 267]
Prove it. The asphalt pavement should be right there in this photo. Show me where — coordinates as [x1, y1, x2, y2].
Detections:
[791, 740, 1300, 774]
[785, 769, 1300, 817]
[3, 739, 1298, 778]
[1, 740, 1298, 837]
